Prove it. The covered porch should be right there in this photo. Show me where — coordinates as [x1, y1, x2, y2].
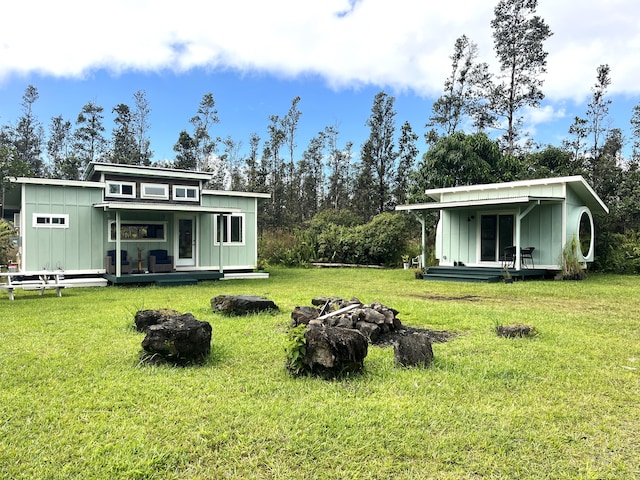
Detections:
[95, 201, 241, 280]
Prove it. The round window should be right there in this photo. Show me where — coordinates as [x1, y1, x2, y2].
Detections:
[578, 210, 593, 258]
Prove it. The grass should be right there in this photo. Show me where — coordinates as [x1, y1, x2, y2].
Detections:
[1, 268, 639, 479]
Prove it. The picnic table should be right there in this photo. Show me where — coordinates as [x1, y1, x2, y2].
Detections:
[0, 270, 65, 300]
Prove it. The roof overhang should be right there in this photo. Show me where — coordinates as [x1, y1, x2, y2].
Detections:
[396, 196, 562, 212]
[85, 162, 214, 182]
[94, 202, 241, 214]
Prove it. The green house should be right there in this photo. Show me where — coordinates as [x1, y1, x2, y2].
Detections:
[2, 162, 269, 282]
[397, 176, 608, 272]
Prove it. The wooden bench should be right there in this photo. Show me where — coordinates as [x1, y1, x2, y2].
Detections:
[0, 271, 65, 300]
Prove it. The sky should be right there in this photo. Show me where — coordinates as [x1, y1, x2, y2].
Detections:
[1, 0, 639, 164]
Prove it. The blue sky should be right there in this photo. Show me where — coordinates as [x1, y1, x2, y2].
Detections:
[1, 0, 639, 164]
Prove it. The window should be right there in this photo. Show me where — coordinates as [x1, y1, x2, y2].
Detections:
[480, 214, 514, 262]
[141, 183, 169, 200]
[109, 222, 166, 242]
[578, 209, 594, 259]
[214, 214, 245, 245]
[33, 214, 69, 228]
[173, 185, 199, 202]
[106, 181, 136, 198]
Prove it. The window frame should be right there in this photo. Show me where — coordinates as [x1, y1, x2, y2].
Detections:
[108, 221, 167, 242]
[32, 213, 69, 229]
[172, 185, 200, 202]
[106, 181, 136, 198]
[140, 183, 169, 200]
[214, 213, 245, 246]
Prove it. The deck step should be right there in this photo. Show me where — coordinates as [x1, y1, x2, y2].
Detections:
[155, 278, 198, 287]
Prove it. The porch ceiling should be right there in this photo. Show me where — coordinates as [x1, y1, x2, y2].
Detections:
[94, 201, 241, 214]
[396, 196, 562, 212]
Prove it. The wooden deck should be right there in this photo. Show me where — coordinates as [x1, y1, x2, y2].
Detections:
[420, 266, 552, 283]
[104, 271, 224, 286]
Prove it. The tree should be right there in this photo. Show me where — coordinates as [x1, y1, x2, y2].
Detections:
[586, 64, 612, 160]
[74, 101, 107, 171]
[0, 135, 29, 218]
[132, 90, 153, 165]
[394, 121, 418, 205]
[298, 133, 326, 221]
[110, 104, 139, 165]
[414, 132, 508, 190]
[489, 0, 552, 155]
[427, 35, 492, 142]
[14, 85, 45, 176]
[47, 116, 80, 180]
[355, 91, 397, 219]
[190, 93, 219, 171]
[631, 102, 640, 163]
[244, 132, 263, 193]
[563, 116, 589, 172]
[173, 130, 198, 170]
[324, 125, 352, 211]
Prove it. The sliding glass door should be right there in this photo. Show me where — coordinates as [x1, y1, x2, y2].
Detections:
[480, 214, 514, 262]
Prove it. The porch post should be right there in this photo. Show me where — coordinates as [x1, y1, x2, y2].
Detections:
[218, 214, 224, 275]
[419, 214, 427, 269]
[514, 210, 521, 271]
[115, 210, 121, 277]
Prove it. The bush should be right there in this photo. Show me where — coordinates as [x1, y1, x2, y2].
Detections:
[258, 228, 315, 267]
[0, 220, 17, 266]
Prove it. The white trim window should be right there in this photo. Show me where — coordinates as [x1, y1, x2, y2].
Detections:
[106, 181, 136, 198]
[33, 213, 69, 228]
[214, 213, 245, 245]
[141, 183, 169, 200]
[173, 185, 199, 202]
[109, 221, 167, 242]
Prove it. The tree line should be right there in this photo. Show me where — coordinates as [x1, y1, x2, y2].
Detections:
[2, 0, 640, 272]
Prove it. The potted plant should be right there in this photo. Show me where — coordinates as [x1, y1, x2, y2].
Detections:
[402, 255, 410, 270]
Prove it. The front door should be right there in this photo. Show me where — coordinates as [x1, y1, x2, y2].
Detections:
[175, 215, 197, 267]
[480, 214, 514, 262]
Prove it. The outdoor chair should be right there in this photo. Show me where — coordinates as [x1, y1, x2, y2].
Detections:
[148, 249, 174, 273]
[521, 247, 535, 268]
[501, 246, 516, 269]
[105, 250, 132, 274]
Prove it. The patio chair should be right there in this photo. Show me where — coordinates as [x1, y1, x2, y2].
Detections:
[148, 249, 174, 273]
[105, 250, 132, 274]
[521, 247, 535, 268]
[501, 246, 516, 269]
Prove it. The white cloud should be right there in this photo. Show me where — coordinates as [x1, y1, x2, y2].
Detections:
[2, 0, 639, 102]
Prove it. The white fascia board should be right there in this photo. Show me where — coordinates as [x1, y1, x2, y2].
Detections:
[94, 202, 241, 213]
[424, 175, 586, 200]
[396, 196, 540, 211]
[202, 189, 271, 199]
[12, 177, 104, 188]
[86, 162, 214, 181]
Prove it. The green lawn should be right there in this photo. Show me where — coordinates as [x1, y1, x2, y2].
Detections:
[1, 268, 639, 479]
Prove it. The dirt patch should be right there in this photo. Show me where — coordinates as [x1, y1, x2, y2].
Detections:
[408, 294, 482, 302]
[372, 325, 458, 347]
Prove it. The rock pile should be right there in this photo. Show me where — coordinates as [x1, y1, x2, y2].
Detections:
[291, 297, 403, 343]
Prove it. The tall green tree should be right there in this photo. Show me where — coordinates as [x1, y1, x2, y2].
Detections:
[47, 115, 80, 180]
[586, 64, 612, 160]
[173, 130, 198, 170]
[489, 0, 552, 155]
[323, 125, 352, 211]
[394, 121, 418, 205]
[356, 91, 397, 219]
[298, 133, 326, 221]
[132, 90, 152, 165]
[631, 102, 640, 163]
[74, 101, 107, 171]
[14, 85, 45, 176]
[427, 35, 492, 142]
[190, 93, 219, 172]
[110, 104, 139, 165]
[414, 132, 511, 190]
